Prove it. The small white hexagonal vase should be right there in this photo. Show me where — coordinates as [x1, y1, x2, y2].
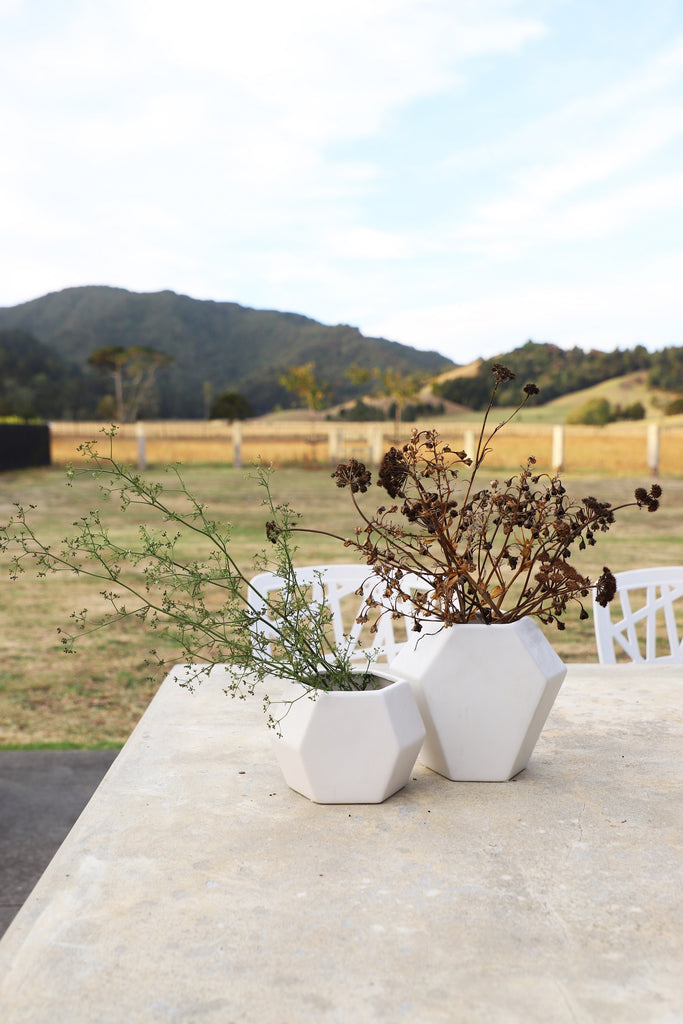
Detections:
[271, 669, 425, 804]
[389, 619, 567, 782]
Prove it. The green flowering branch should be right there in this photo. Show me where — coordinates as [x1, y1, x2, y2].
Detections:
[0, 431, 377, 728]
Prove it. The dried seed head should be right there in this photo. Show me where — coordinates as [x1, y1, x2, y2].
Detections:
[378, 447, 409, 498]
[265, 521, 281, 544]
[331, 459, 371, 493]
[595, 567, 617, 607]
[491, 363, 516, 383]
[635, 484, 662, 512]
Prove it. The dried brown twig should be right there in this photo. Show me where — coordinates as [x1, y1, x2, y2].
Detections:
[322, 365, 661, 630]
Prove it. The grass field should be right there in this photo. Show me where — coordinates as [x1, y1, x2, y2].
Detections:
[1, 460, 682, 749]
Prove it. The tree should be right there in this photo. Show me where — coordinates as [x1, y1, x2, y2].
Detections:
[648, 347, 683, 392]
[567, 397, 646, 425]
[279, 362, 330, 413]
[666, 395, 683, 415]
[88, 346, 173, 422]
[567, 398, 613, 426]
[618, 401, 646, 421]
[347, 364, 426, 438]
[434, 341, 653, 410]
[0, 329, 101, 420]
[279, 362, 330, 464]
[209, 391, 254, 421]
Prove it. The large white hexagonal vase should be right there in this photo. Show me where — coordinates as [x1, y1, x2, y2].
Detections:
[271, 669, 425, 804]
[389, 619, 566, 782]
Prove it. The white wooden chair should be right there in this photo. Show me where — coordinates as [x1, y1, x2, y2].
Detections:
[592, 566, 683, 664]
[248, 564, 422, 667]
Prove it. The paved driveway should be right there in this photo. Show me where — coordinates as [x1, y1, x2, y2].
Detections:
[0, 750, 119, 938]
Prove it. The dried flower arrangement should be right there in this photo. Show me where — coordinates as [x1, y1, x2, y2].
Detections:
[326, 364, 661, 632]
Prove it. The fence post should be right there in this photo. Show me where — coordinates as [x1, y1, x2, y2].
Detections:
[551, 424, 565, 473]
[136, 421, 147, 471]
[368, 426, 384, 465]
[232, 421, 242, 469]
[647, 422, 660, 474]
[463, 429, 476, 461]
[328, 426, 343, 466]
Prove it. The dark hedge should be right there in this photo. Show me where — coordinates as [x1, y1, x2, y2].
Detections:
[0, 424, 51, 471]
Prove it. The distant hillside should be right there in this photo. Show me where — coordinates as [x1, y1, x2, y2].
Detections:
[512, 371, 675, 424]
[0, 287, 454, 417]
[432, 339, 660, 409]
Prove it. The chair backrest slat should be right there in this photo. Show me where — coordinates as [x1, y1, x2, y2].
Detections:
[592, 567, 683, 664]
[248, 564, 424, 667]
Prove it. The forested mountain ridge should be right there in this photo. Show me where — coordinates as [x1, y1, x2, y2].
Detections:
[433, 339, 683, 409]
[2, 289, 682, 422]
[0, 286, 453, 418]
[0, 328, 106, 420]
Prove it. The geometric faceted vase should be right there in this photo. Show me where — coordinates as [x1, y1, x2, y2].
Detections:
[271, 669, 425, 804]
[389, 619, 566, 782]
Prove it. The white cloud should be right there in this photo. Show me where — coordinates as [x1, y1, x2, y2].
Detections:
[2, 0, 683, 371]
[330, 227, 412, 261]
[0, 0, 548, 308]
[457, 166, 683, 258]
[116, 0, 545, 147]
[369, 253, 683, 363]
[445, 32, 683, 258]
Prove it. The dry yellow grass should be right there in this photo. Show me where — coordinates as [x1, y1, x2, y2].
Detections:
[472, 422, 683, 474]
[49, 421, 341, 468]
[2, 459, 682, 748]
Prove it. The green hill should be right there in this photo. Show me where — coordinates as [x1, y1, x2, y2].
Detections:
[0, 286, 454, 417]
[530, 371, 670, 423]
[432, 339, 654, 409]
[3, 293, 682, 423]
[432, 338, 683, 418]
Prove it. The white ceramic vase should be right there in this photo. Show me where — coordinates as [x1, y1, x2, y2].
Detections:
[271, 668, 425, 804]
[389, 618, 567, 782]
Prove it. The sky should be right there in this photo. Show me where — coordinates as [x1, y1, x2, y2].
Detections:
[1, 0, 683, 366]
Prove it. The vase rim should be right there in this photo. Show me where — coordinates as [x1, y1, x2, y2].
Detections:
[289, 669, 407, 696]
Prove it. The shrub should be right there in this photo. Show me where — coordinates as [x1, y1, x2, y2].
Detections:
[0, 424, 50, 471]
[665, 395, 683, 416]
[567, 397, 613, 425]
[209, 391, 254, 421]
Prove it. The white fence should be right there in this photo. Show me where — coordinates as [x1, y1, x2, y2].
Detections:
[49, 418, 683, 474]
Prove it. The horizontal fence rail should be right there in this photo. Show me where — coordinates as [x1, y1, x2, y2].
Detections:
[48, 419, 683, 474]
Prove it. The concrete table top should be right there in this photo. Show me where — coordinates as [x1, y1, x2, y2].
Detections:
[0, 663, 681, 1023]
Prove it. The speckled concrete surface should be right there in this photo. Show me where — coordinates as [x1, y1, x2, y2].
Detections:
[0, 663, 681, 1023]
